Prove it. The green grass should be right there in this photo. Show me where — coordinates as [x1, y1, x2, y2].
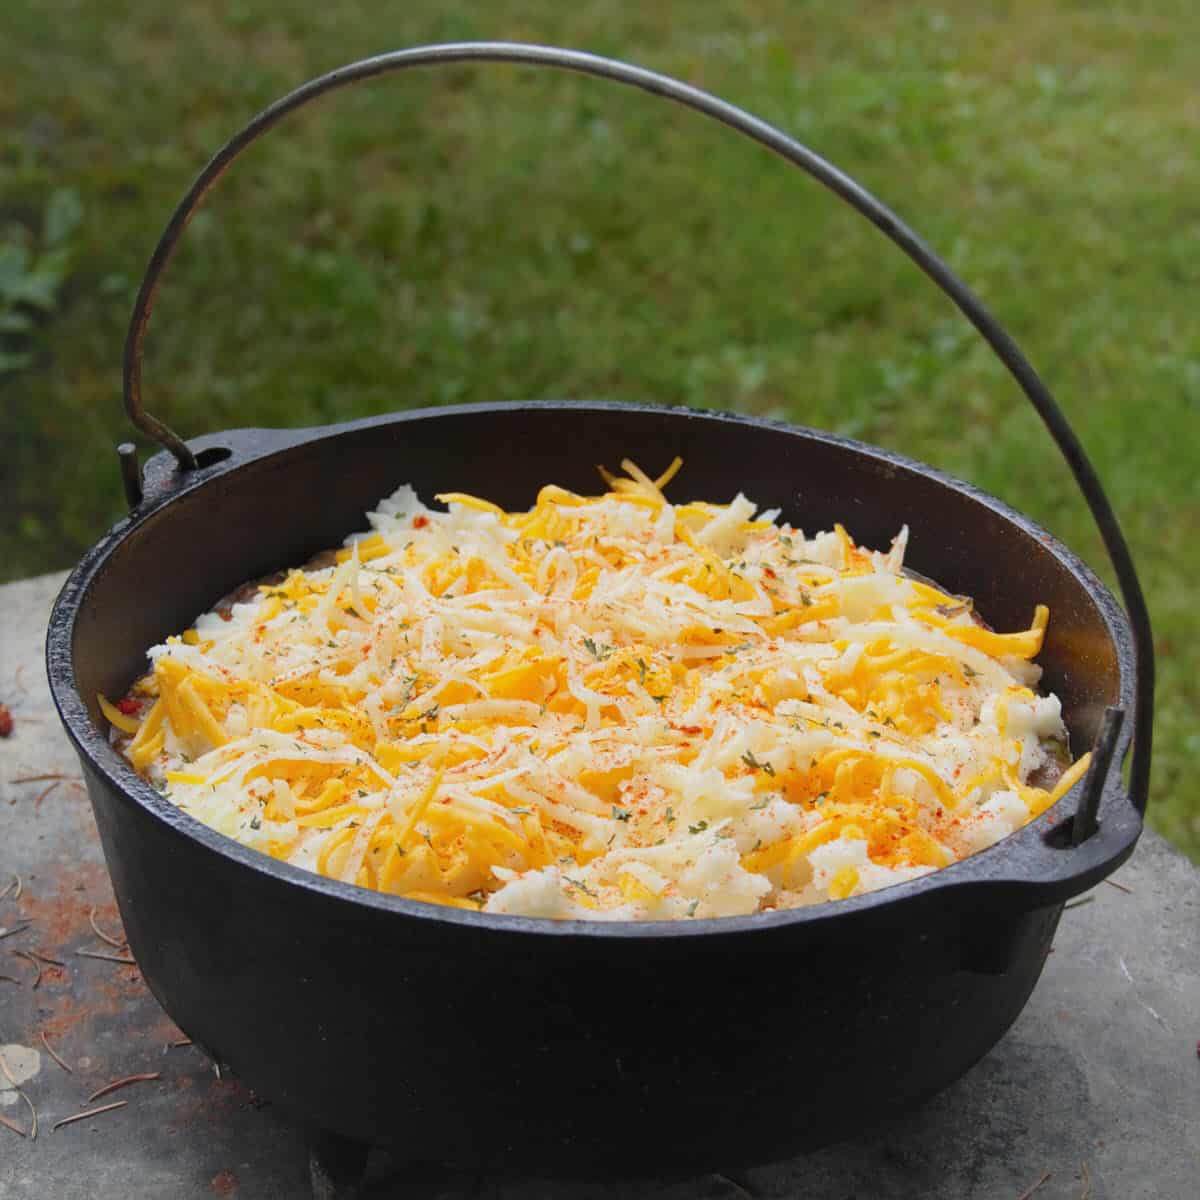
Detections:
[3, 1, 1197, 859]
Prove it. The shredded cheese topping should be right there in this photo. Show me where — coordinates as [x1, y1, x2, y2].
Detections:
[107, 459, 1086, 920]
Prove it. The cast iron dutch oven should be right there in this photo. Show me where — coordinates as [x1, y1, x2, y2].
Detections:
[47, 45, 1153, 1174]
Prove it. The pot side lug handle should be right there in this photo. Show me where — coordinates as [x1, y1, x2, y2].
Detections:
[951, 783, 1143, 911]
[921, 700, 1141, 935]
[121, 426, 318, 515]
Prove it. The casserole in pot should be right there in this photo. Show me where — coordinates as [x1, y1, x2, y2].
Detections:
[47, 44, 1151, 1173]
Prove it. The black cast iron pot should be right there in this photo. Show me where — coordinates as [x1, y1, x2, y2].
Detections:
[47, 45, 1153, 1176]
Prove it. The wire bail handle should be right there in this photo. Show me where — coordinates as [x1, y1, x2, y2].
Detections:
[122, 42, 1154, 814]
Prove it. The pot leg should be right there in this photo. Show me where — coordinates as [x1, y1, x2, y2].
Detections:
[308, 1128, 370, 1200]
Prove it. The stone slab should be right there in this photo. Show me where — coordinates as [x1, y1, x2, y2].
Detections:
[1, 572, 1197, 1199]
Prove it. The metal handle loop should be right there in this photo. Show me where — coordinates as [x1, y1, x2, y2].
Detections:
[123, 41, 1154, 812]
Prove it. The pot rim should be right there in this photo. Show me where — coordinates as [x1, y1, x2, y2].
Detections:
[47, 400, 1140, 940]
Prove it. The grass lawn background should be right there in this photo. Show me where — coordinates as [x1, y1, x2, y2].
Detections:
[3, 1, 1197, 858]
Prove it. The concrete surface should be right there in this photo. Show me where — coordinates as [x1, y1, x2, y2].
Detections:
[1, 570, 1197, 1199]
